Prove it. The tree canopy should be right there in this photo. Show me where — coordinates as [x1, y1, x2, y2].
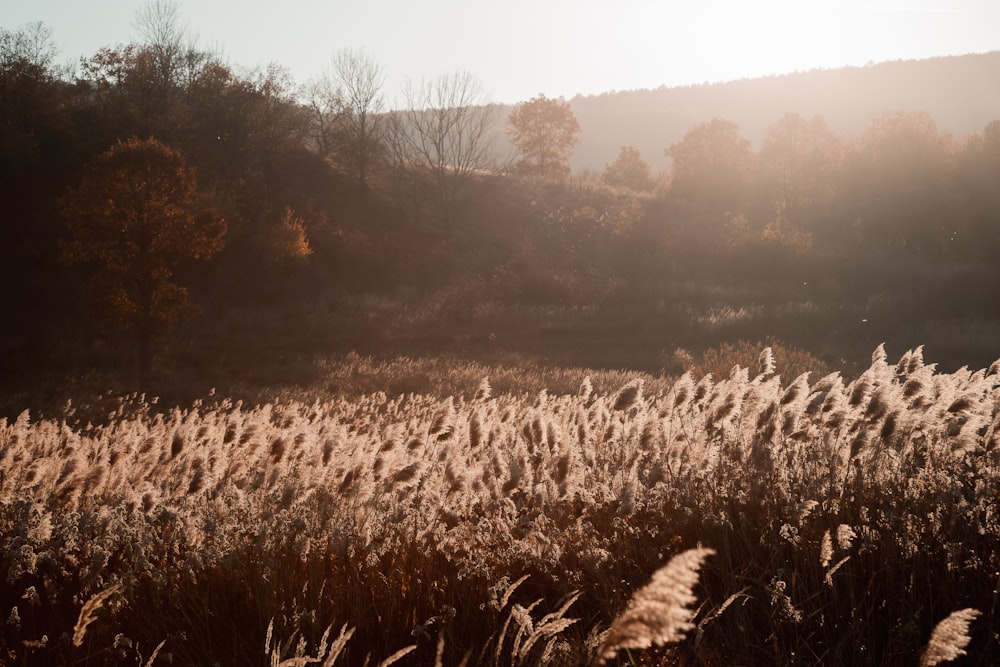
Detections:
[665, 118, 754, 218]
[601, 145, 656, 191]
[60, 137, 226, 372]
[507, 94, 580, 180]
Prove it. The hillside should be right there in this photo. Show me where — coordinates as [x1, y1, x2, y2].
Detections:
[565, 51, 1000, 172]
[6, 13, 1000, 664]
[3, 18, 1000, 419]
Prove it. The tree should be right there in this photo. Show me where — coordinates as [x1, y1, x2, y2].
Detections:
[1, 21, 70, 362]
[759, 113, 843, 229]
[0, 22, 56, 74]
[61, 137, 226, 374]
[955, 120, 1000, 260]
[392, 71, 499, 233]
[600, 145, 655, 191]
[301, 69, 345, 162]
[0, 22, 60, 169]
[666, 118, 754, 219]
[131, 0, 202, 139]
[133, 0, 186, 89]
[331, 48, 386, 188]
[302, 48, 385, 187]
[507, 94, 580, 180]
[846, 111, 956, 252]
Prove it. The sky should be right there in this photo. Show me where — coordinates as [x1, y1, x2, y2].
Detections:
[3, 0, 999, 105]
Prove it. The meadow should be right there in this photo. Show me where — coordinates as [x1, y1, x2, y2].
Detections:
[2, 345, 997, 665]
[4, 16, 1000, 665]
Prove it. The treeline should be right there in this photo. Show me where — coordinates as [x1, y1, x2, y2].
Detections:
[2, 10, 1000, 400]
[567, 51, 1000, 173]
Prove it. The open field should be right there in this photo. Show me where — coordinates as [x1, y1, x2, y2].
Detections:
[4, 13, 1000, 665]
[2, 346, 998, 665]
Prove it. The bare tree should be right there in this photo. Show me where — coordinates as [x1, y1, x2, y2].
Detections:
[301, 49, 385, 188]
[0, 22, 57, 75]
[332, 48, 385, 188]
[131, 0, 213, 138]
[393, 71, 499, 234]
[133, 0, 186, 87]
[301, 71, 344, 161]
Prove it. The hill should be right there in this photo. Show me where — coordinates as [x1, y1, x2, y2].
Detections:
[565, 51, 1000, 172]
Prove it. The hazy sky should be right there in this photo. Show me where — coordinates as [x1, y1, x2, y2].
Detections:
[3, 0, 999, 104]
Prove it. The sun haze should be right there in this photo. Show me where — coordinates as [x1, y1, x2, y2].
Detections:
[2, 0, 998, 103]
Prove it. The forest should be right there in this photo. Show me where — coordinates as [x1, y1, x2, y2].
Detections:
[1, 15, 999, 415]
[2, 6, 1000, 665]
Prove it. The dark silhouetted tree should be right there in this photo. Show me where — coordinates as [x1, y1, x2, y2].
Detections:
[507, 94, 580, 180]
[0, 22, 60, 171]
[61, 137, 226, 374]
[0, 21, 73, 369]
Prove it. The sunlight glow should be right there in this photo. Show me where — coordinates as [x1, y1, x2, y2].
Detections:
[0, 0, 996, 103]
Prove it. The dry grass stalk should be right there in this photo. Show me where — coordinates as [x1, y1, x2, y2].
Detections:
[516, 591, 581, 663]
[72, 583, 121, 647]
[375, 644, 416, 666]
[143, 638, 167, 667]
[5, 346, 1000, 663]
[819, 530, 833, 568]
[919, 608, 980, 667]
[597, 547, 715, 663]
[612, 379, 643, 412]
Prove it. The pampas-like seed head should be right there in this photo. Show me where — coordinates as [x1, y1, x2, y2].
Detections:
[836, 524, 857, 551]
[474, 377, 492, 401]
[613, 380, 643, 412]
[758, 347, 775, 378]
[819, 530, 833, 568]
[597, 547, 714, 663]
[919, 608, 980, 667]
[73, 584, 121, 647]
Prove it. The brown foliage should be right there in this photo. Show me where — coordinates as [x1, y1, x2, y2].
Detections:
[60, 137, 225, 368]
[507, 94, 580, 181]
[601, 145, 656, 192]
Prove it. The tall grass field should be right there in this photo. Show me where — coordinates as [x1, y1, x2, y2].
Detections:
[2, 345, 998, 665]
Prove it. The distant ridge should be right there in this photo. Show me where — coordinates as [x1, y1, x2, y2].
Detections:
[559, 51, 1000, 172]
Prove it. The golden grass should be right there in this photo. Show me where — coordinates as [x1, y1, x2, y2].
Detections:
[1, 344, 998, 664]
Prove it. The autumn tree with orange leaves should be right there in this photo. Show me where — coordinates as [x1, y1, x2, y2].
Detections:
[61, 137, 225, 374]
